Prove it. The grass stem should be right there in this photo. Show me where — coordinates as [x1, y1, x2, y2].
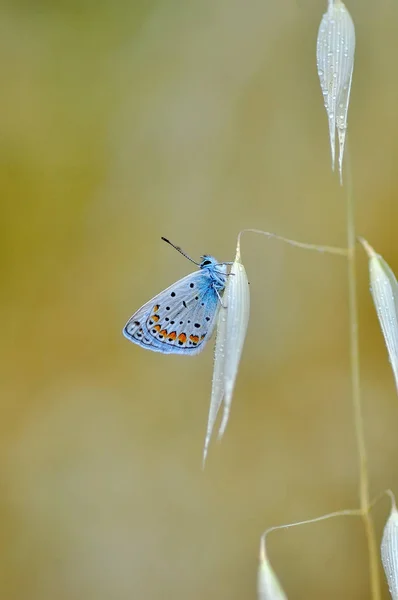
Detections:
[345, 143, 381, 600]
[238, 228, 348, 256]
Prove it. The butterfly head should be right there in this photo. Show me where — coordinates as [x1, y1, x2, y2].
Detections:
[200, 255, 218, 268]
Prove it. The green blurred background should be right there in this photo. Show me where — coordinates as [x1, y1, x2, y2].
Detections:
[1, 1, 398, 598]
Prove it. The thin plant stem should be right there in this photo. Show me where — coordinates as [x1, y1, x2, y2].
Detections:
[260, 508, 362, 561]
[345, 141, 381, 600]
[262, 507, 362, 542]
[238, 228, 348, 256]
[369, 488, 396, 512]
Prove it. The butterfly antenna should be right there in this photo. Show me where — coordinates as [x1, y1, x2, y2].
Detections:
[161, 237, 200, 266]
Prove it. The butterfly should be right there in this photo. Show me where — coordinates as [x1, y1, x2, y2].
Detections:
[123, 237, 230, 354]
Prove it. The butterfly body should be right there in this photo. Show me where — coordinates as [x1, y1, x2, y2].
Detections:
[123, 255, 227, 355]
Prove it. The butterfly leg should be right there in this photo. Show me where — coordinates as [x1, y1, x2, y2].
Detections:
[215, 287, 228, 309]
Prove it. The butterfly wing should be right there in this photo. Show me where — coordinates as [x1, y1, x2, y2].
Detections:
[123, 270, 222, 355]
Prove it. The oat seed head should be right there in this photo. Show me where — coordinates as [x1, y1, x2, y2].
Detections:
[316, 0, 355, 184]
[203, 304, 226, 467]
[359, 238, 398, 395]
[257, 534, 288, 600]
[203, 238, 250, 464]
[218, 241, 250, 440]
[381, 491, 398, 599]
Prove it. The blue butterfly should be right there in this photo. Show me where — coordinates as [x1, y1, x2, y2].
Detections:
[123, 237, 229, 354]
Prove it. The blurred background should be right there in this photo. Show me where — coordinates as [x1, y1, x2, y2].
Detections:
[1, 0, 398, 598]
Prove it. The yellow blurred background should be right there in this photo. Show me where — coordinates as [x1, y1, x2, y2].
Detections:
[1, 0, 398, 598]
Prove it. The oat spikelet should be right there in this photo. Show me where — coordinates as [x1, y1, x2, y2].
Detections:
[316, 0, 355, 184]
[203, 238, 250, 465]
[381, 492, 398, 599]
[257, 534, 288, 600]
[360, 238, 398, 394]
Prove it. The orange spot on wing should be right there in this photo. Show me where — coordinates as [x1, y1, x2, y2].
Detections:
[153, 325, 161, 332]
[178, 333, 187, 344]
[168, 331, 177, 340]
[153, 304, 160, 312]
[152, 314, 159, 322]
[160, 329, 167, 336]
[200, 334, 206, 341]
[189, 335, 199, 344]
